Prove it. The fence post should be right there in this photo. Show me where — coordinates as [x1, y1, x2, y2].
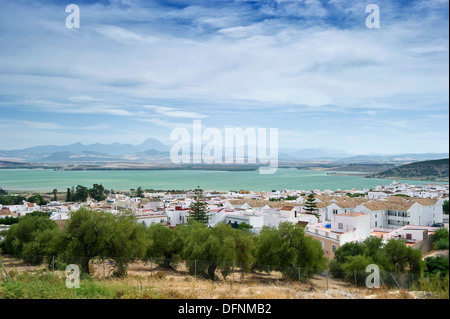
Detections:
[326, 271, 329, 292]
[52, 256, 55, 272]
[194, 260, 197, 278]
[102, 257, 105, 279]
[354, 270, 357, 293]
[150, 257, 153, 278]
[233, 261, 235, 284]
[298, 267, 301, 282]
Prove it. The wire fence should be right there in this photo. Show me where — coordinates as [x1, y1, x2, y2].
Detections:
[0, 254, 426, 292]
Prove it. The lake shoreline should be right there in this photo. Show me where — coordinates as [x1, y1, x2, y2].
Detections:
[1, 168, 448, 194]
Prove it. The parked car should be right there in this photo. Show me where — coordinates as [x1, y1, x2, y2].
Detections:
[431, 222, 445, 227]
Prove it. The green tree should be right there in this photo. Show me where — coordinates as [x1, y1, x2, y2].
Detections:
[22, 227, 64, 266]
[27, 194, 46, 205]
[2, 195, 16, 205]
[103, 211, 148, 277]
[254, 222, 327, 281]
[333, 241, 364, 264]
[179, 222, 255, 280]
[75, 185, 89, 202]
[66, 188, 71, 202]
[378, 239, 410, 273]
[329, 241, 365, 278]
[303, 194, 319, 220]
[12, 195, 25, 205]
[253, 225, 284, 269]
[58, 208, 107, 274]
[330, 237, 424, 287]
[0, 216, 19, 225]
[136, 186, 144, 198]
[188, 186, 209, 224]
[60, 208, 147, 276]
[362, 236, 384, 257]
[89, 184, 106, 202]
[52, 189, 58, 201]
[0, 195, 12, 205]
[424, 255, 449, 278]
[238, 222, 253, 231]
[443, 200, 449, 215]
[341, 255, 374, 285]
[0, 213, 58, 263]
[432, 228, 449, 250]
[145, 223, 181, 269]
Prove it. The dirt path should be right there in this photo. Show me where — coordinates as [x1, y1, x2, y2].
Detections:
[422, 250, 449, 259]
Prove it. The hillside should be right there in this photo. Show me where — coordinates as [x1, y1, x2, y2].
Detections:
[369, 158, 449, 180]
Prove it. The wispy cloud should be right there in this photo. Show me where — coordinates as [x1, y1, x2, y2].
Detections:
[0, 0, 447, 153]
[143, 105, 208, 119]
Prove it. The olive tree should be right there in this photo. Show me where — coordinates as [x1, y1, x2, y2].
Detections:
[254, 222, 327, 281]
[179, 222, 255, 280]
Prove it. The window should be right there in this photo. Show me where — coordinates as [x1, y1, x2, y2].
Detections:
[338, 223, 343, 229]
[332, 245, 337, 252]
[375, 221, 377, 227]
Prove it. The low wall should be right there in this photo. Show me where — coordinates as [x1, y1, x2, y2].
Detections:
[411, 230, 434, 254]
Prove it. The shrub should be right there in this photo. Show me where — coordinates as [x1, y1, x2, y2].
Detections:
[432, 228, 449, 250]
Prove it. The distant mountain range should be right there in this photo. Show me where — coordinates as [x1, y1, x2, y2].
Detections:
[0, 139, 448, 166]
[278, 147, 350, 160]
[0, 138, 170, 163]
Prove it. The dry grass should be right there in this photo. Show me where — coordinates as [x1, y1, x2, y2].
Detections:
[0, 256, 418, 299]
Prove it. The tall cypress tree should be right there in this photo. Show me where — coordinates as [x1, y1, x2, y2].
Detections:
[66, 188, 71, 202]
[188, 186, 209, 224]
[304, 193, 320, 221]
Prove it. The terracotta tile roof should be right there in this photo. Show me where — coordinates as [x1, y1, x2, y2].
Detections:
[315, 202, 332, 208]
[308, 196, 368, 209]
[0, 208, 11, 215]
[363, 197, 440, 211]
[0, 208, 17, 217]
[411, 198, 440, 206]
[228, 199, 287, 208]
[315, 195, 336, 202]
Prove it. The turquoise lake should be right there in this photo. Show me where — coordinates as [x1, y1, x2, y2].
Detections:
[0, 168, 447, 193]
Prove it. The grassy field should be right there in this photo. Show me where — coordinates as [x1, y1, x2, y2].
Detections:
[0, 256, 432, 299]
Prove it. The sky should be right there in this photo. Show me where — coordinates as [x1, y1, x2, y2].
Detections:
[0, 0, 448, 155]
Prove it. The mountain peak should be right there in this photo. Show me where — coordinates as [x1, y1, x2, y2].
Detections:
[137, 138, 169, 152]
